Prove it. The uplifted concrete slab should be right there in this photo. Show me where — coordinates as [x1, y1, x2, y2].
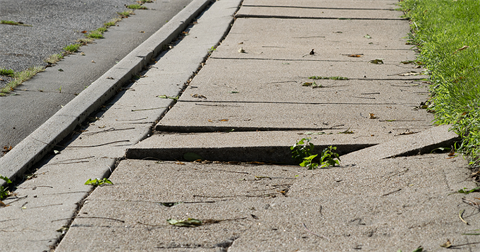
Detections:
[236, 6, 403, 20]
[126, 131, 380, 163]
[56, 157, 480, 251]
[340, 124, 460, 164]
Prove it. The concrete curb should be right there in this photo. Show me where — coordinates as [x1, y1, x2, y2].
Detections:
[0, 0, 213, 182]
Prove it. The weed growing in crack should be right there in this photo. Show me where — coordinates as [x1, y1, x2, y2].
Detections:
[291, 138, 340, 169]
[85, 178, 113, 186]
[126, 4, 148, 10]
[63, 44, 81, 53]
[0, 175, 12, 200]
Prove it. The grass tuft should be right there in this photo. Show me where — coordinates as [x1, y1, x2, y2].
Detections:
[63, 43, 81, 53]
[86, 29, 104, 39]
[400, 0, 480, 165]
[44, 54, 64, 64]
[0, 66, 45, 96]
[126, 4, 148, 9]
[0, 68, 15, 77]
[118, 10, 135, 18]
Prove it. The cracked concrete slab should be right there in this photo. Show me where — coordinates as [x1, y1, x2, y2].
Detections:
[56, 157, 480, 251]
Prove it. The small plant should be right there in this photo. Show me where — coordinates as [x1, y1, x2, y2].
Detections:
[302, 81, 322, 88]
[319, 146, 340, 168]
[126, 4, 148, 9]
[291, 138, 315, 164]
[118, 10, 134, 18]
[85, 178, 113, 186]
[0, 68, 14, 77]
[291, 138, 340, 170]
[208, 46, 216, 54]
[0, 66, 45, 96]
[45, 54, 64, 64]
[0, 175, 12, 200]
[86, 29, 104, 39]
[0, 20, 31, 26]
[63, 43, 81, 53]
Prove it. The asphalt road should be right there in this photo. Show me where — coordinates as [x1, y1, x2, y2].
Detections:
[0, 0, 193, 156]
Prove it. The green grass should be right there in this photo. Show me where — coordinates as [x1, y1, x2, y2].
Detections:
[63, 43, 81, 53]
[0, 68, 15, 77]
[86, 29, 104, 39]
[400, 0, 480, 165]
[118, 10, 135, 18]
[0, 66, 45, 96]
[0, 20, 31, 26]
[126, 4, 148, 10]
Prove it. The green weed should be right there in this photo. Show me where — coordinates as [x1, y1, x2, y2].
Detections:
[0, 175, 12, 200]
[86, 30, 104, 39]
[126, 4, 148, 10]
[291, 138, 340, 169]
[0, 68, 14, 77]
[85, 178, 113, 186]
[63, 43, 81, 53]
[0, 66, 45, 96]
[118, 10, 134, 18]
[0, 20, 31, 26]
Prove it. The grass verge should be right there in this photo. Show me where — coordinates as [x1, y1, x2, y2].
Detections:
[400, 0, 480, 165]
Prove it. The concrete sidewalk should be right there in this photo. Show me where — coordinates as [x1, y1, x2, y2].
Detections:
[2, 0, 479, 251]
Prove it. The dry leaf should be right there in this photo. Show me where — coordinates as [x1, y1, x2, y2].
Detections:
[219, 119, 229, 122]
[454, 45, 469, 54]
[191, 94, 207, 99]
[348, 54, 363, 57]
[2, 145, 13, 154]
[0, 200, 9, 207]
[175, 161, 185, 165]
[81, 30, 87, 33]
[369, 113, 377, 119]
[440, 239, 452, 248]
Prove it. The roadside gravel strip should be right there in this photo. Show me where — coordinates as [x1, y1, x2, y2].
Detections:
[0, 0, 211, 181]
[0, 0, 128, 76]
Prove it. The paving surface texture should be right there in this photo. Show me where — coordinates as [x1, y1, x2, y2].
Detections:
[2, 0, 479, 251]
